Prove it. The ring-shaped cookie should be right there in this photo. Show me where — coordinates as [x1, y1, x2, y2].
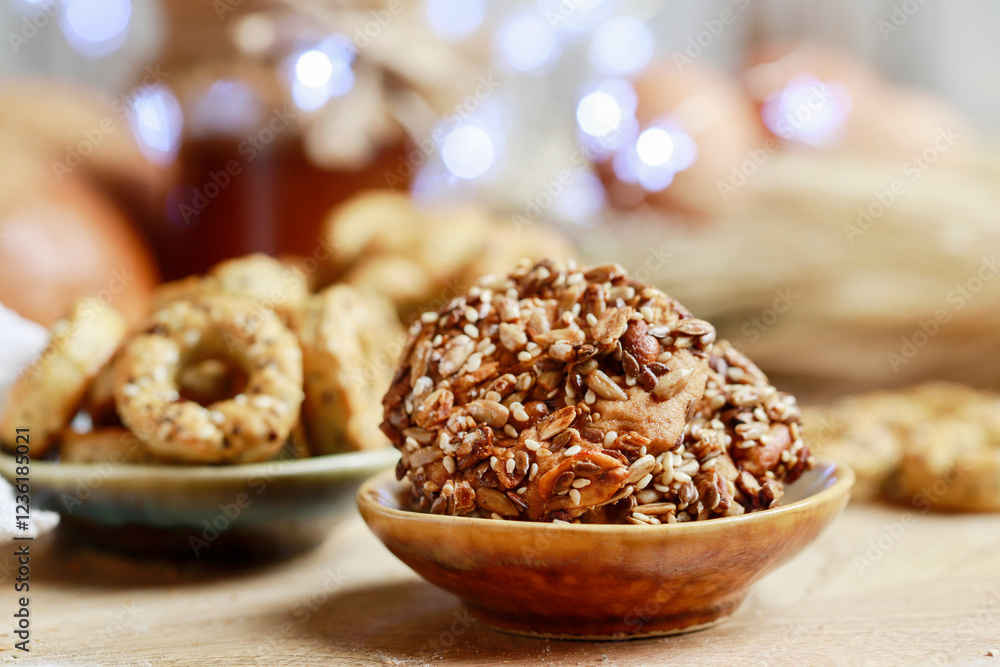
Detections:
[114, 295, 303, 464]
[1, 298, 127, 457]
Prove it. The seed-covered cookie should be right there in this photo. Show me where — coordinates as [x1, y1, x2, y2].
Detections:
[381, 259, 811, 524]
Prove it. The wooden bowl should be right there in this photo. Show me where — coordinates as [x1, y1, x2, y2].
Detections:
[1, 448, 398, 561]
[358, 457, 853, 639]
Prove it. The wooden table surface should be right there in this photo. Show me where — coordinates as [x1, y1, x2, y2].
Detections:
[2, 500, 999, 666]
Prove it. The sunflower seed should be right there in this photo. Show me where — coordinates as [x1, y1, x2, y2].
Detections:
[652, 368, 692, 401]
[585, 370, 628, 401]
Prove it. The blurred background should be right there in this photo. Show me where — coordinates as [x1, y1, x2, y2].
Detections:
[2, 0, 1000, 401]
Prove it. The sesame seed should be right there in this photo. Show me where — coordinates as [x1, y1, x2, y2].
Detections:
[516, 486, 527, 495]
[637, 474, 653, 489]
[463, 324, 479, 338]
[489, 456, 498, 470]
[603, 431, 618, 446]
[513, 408, 530, 422]
[443, 456, 456, 473]
[122, 383, 140, 397]
[505, 458, 516, 474]
[564, 445, 582, 457]
[569, 489, 582, 505]
[233, 394, 248, 405]
[464, 306, 479, 323]
[420, 311, 439, 323]
[252, 395, 274, 409]
[528, 463, 539, 481]
[585, 389, 596, 404]
[572, 478, 591, 488]
[524, 439, 541, 451]
[504, 425, 518, 438]
[585, 313, 598, 327]
[464, 353, 483, 373]
[210, 411, 226, 425]
[517, 351, 532, 362]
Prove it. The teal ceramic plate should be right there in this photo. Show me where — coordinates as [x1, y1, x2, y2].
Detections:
[1, 447, 399, 561]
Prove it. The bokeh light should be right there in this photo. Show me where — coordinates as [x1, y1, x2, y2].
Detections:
[576, 91, 622, 138]
[290, 36, 356, 111]
[551, 171, 606, 223]
[295, 50, 334, 88]
[576, 78, 638, 157]
[187, 79, 262, 135]
[762, 75, 852, 147]
[635, 127, 674, 167]
[590, 16, 653, 75]
[442, 125, 496, 179]
[128, 85, 183, 165]
[426, 0, 485, 41]
[537, 0, 618, 36]
[614, 119, 698, 193]
[59, 0, 131, 59]
[496, 11, 559, 73]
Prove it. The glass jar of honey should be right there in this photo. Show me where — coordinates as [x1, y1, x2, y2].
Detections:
[137, 0, 422, 279]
